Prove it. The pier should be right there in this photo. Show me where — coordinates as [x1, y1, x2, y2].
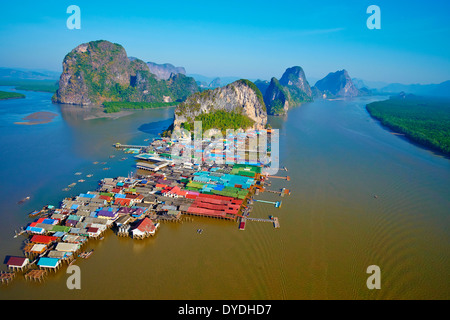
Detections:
[245, 216, 280, 228]
[114, 143, 148, 150]
[267, 175, 290, 181]
[253, 199, 282, 208]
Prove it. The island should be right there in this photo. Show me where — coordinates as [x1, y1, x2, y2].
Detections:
[0, 90, 25, 100]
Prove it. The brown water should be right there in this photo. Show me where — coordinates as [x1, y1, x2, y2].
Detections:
[1, 93, 449, 299]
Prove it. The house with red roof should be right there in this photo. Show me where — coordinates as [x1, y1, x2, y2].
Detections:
[131, 217, 159, 239]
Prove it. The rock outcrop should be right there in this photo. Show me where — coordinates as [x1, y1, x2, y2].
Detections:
[263, 66, 313, 115]
[263, 78, 290, 116]
[54, 40, 198, 105]
[173, 79, 267, 130]
[313, 69, 360, 98]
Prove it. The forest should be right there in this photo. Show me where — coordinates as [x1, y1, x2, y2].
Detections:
[366, 95, 450, 155]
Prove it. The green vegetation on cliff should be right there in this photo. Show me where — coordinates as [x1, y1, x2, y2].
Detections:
[56, 40, 199, 105]
[366, 95, 450, 155]
[265, 78, 288, 116]
[178, 110, 255, 135]
[0, 90, 25, 100]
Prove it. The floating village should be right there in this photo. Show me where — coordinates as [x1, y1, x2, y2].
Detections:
[1, 129, 290, 285]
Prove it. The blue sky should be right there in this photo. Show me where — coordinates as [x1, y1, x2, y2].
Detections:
[1, 0, 449, 84]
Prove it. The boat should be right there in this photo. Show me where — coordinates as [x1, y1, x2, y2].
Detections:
[93, 161, 99, 164]
[75, 172, 82, 175]
[79, 249, 94, 259]
[78, 179, 85, 183]
[28, 210, 41, 217]
[109, 155, 115, 158]
[86, 174, 93, 177]
[17, 196, 30, 204]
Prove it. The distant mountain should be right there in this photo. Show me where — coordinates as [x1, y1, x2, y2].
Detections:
[352, 78, 368, 89]
[146, 61, 186, 80]
[378, 80, 450, 97]
[54, 40, 198, 105]
[0, 67, 58, 80]
[263, 66, 313, 115]
[313, 70, 361, 98]
[208, 77, 221, 88]
[254, 79, 270, 96]
[187, 74, 252, 88]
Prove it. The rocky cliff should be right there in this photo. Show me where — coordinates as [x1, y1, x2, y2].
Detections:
[313, 69, 360, 98]
[263, 78, 290, 116]
[263, 66, 313, 115]
[54, 40, 198, 105]
[173, 79, 267, 130]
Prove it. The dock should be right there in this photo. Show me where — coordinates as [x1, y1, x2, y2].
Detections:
[267, 175, 290, 181]
[245, 216, 280, 228]
[253, 199, 282, 208]
[114, 143, 148, 150]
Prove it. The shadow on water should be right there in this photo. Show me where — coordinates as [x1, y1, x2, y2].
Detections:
[138, 118, 173, 135]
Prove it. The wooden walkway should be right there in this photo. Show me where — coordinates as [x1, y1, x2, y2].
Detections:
[246, 216, 280, 228]
[114, 143, 148, 149]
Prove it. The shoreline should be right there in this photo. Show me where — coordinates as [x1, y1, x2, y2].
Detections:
[366, 107, 450, 158]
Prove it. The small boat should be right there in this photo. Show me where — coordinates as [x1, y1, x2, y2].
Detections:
[100, 162, 107, 165]
[103, 167, 111, 171]
[75, 172, 82, 175]
[78, 179, 85, 183]
[196, 229, 203, 234]
[374, 195, 378, 199]
[28, 210, 41, 217]
[62, 188, 70, 191]
[93, 161, 99, 164]
[79, 249, 94, 259]
[109, 155, 115, 158]
[86, 174, 93, 178]
[17, 196, 30, 204]
[68, 183, 76, 187]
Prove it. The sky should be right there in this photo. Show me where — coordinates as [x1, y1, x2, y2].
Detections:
[0, 0, 449, 84]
